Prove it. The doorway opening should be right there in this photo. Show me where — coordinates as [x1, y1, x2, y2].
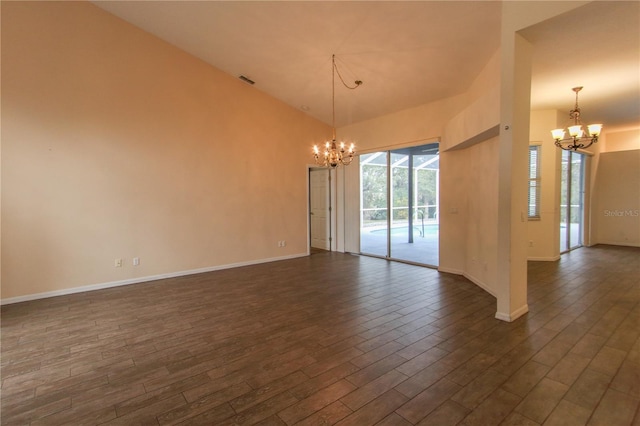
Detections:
[309, 168, 331, 252]
[359, 142, 439, 266]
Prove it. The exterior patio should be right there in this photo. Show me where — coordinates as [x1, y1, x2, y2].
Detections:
[360, 221, 439, 267]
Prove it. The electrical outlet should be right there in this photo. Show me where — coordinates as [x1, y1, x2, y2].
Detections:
[529, 241, 534, 247]
[133, 257, 140, 266]
[281, 240, 286, 247]
[115, 258, 123, 268]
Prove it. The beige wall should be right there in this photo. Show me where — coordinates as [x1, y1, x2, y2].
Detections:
[592, 129, 640, 247]
[443, 137, 500, 296]
[602, 128, 640, 153]
[1, 2, 330, 301]
[438, 53, 500, 291]
[339, 95, 467, 153]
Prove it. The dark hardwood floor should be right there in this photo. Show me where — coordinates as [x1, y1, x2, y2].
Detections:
[1, 245, 639, 425]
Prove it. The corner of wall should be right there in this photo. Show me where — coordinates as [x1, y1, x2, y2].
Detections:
[442, 87, 500, 151]
[495, 303, 529, 322]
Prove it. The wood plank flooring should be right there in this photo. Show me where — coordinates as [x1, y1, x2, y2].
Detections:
[2, 244, 639, 425]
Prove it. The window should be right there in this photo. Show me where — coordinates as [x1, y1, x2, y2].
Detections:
[528, 145, 541, 220]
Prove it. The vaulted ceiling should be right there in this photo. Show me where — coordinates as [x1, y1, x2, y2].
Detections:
[93, 1, 639, 132]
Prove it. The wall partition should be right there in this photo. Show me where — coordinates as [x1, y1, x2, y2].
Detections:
[360, 142, 439, 266]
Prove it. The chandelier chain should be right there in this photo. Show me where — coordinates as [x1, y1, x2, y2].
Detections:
[312, 54, 363, 168]
[331, 55, 363, 139]
[333, 56, 363, 90]
[570, 86, 582, 121]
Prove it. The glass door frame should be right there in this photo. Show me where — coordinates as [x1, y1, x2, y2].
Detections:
[560, 150, 586, 253]
[359, 142, 440, 267]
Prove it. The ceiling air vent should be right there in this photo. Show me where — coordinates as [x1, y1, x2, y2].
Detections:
[239, 75, 255, 85]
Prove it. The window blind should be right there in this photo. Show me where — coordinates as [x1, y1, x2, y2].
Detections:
[528, 145, 541, 219]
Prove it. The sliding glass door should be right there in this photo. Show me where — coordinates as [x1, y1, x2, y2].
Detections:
[360, 143, 439, 266]
[560, 150, 586, 252]
[360, 152, 388, 257]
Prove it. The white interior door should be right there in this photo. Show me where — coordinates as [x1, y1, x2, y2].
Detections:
[310, 169, 330, 250]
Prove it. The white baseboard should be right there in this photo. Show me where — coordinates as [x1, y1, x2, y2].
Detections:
[437, 266, 497, 298]
[438, 267, 531, 323]
[495, 304, 529, 322]
[528, 255, 561, 261]
[1, 253, 307, 305]
[593, 241, 640, 248]
[463, 272, 497, 297]
[437, 266, 463, 275]
[438, 266, 531, 323]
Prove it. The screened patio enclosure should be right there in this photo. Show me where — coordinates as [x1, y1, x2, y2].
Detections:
[360, 142, 439, 266]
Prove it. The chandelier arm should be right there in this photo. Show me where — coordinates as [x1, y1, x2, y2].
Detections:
[554, 135, 597, 151]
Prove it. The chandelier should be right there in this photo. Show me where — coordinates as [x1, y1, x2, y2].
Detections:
[313, 54, 363, 168]
[551, 86, 602, 151]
